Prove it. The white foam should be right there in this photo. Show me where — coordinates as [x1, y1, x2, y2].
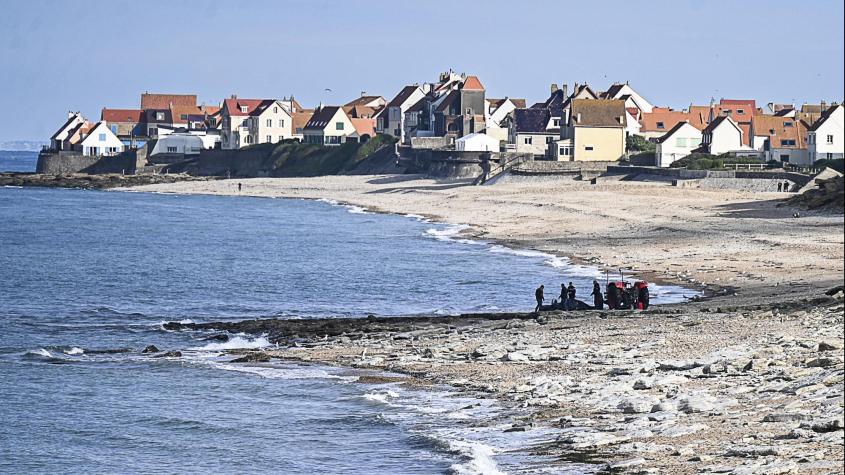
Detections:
[316, 198, 339, 206]
[65, 347, 84, 355]
[212, 362, 357, 382]
[448, 439, 505, 475]
[362, 390, 400, 404]
[192, 336, 271, 351]
[345, 205, 369, 214]
[32, 348, 53, 358]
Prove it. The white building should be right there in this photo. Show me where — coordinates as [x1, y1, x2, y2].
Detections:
[701, 116, 745, 155]
[78, 122, 124, 156]
[378, 85, 427, 141]
[601, 82, 655, 113]
[302, 106, 359, 146]
[655, 122, 702, 167]
[808, 105, 844, 163]
[220, 98, 293, 149]
[50, 112, 87, 151]
[456, 132, 500, 152]
[152, 128, 221, 155]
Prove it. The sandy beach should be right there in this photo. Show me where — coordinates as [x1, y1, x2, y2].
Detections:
[133, 176, 845, 472]
[128, 175, 844, 292]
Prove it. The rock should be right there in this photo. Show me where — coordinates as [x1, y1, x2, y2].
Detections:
[504, 352, 529, 363]
[202, 334, 229, 342]
[762, 413, 809, 423]
[142, 345, 160, 353]
[230, 352, 271, 363]
[536, 315, 550, 325]
[650, 402, 677, 413]
[805, 357, 837, 368]
[658, 360, 701, 371]
[607, 457, 646, 472]
[153, 350, 182, 358]
[633, 379, 653, 390]
[618, 396, 660, 414]
[817, 340, 842, 352]
[660, 423, 708, 438]
[801, 417, 844, 433]
[726, 445, 780, 457]
[678, 397, 714, 414]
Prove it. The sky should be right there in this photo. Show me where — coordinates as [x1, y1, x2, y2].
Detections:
[0, 0, 843, 142]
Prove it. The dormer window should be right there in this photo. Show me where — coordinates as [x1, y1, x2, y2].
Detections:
[240, 106, 248, 113]
[156, 112, 165, 121]
[465, 108, 472, 114]
[784, 121, 793, 127]
[656, 121, 665, 129]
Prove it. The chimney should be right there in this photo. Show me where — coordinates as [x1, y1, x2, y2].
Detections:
[821, 100, 827, 110]
[231, 94, 237, 99]
[68, 111, 75, 119]
[562, 84, 569, 98]
[550, 83, 559, 94]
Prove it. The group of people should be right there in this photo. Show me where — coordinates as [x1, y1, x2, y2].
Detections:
[534, 279, 649, 312]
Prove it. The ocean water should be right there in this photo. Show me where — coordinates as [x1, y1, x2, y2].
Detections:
[0, 182, 695, 473]
[0, 150, 38, 172]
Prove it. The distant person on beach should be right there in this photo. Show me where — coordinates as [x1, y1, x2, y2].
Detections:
[566, 282, 577, 310]
[777, 182, 783, 192]
[606, 283, 619, 310]
[238, 182, 242, 192]
[591, 281, 603, 310]
[535, 285, 545, 312]
[638, 284, 650, 310]
[559, 284, 569, 309]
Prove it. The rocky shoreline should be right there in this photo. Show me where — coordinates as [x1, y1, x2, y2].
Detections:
[0, 172, 214, 189]
[164, 283, 845, 473]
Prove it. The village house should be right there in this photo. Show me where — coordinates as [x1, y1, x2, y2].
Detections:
[433, 75, 486, 138]
[49, 112, 87, 151]
[378, 85, 427, 141]
[100, 108, 145, 146]
[456, 132, 500, 152]
[302, 106, 359, 146]
[485, 97, 525, 142]
[655, 121, 703, 167]
[220, 98, 294, 149]
[292, 110, 315, 142]
[559, 99, 626, 161]
[600, 82, 655, 113]
[700, 115, 746, 155]
[808, 104, 844, 163]
[750, 115, 808, 164]
[709, 99, 760, 147]
[78, 122, 124, 156]
[509, 108, 559, 157]
[141, 92, 197, 110]
[151, 128, 220, 156]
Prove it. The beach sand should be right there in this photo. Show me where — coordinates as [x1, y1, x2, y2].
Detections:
[127, 175, 844, 292]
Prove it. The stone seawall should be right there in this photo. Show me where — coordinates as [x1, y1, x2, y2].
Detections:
[605, 165, 814, 192]
[36, 150, 139, 175]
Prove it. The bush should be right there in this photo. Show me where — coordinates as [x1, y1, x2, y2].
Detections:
[626, 134, 655, 153]
[266, 134, 396, 176]
[812, 158, 844, 173]
[668, 153, 757, 170]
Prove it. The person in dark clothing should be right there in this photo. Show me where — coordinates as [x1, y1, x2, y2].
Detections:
[591, 281, 603, 310]
[777, 182, 783, 192]
[606, 283, 618, 310]
[638, 285, 650, 310]
[559, 284, 569, 310]
[238, 182, 242, 192]
[534, 285, 545, 312]
[566, 282, 576, 310]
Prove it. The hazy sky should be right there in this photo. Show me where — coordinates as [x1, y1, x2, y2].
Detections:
[0, 0, 842, 142]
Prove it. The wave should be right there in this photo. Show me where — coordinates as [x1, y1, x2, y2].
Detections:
[65, 347, 84, 355]
[448, 439, 505, 475]
[211, 362, 358, 382]
[191, 336, 271, 351]
[362, 390, 400, 404]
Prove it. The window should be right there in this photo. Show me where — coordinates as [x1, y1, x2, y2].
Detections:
[827, 135, 834, 144]
[209, 118, 217, 126]
[552, 119, 560, 127]
[465, 108, 472, 114]
[780, 154, 789, 162]
[167, 146, 178, 153]
[724, 110, 733, 116]
[156, 112, 165, 121]
[769, 129, 776, 134]
[266, 119, 272, 127]
[828, 153, 834, 159]
[675, 137, 686, 147]
[279, 119, 285, 127]
[240, 106, 248, 113]
[98, 133, 106, 142]
[111, 125, 118, 134]
[336, 122, 344, 131]
[273, 107, 278, 113]
[279, 136, 284, 142]
[585, 145, 594, 151]
[784, 121, 794, 127]
[737, 109, 745, 114]
[524, 137, 532, 145]
[266, 135, 272, 143]
[295, 128, 303, 134]
[180, 114, 188, 120]
[656, 121, 665, 129]
[546, 136, 554, 143]
[781, 139, 796, 146]
[149, 127, 158, 136]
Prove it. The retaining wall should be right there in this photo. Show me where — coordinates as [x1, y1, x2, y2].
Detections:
[36, 150, 139, 175]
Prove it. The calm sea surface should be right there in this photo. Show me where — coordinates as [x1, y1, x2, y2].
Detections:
[0, 150, 38, 172]
[0, 150, 694, 474]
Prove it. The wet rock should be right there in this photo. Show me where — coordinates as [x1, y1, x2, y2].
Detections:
[817, 340, 841, 352]
[230, 352, 271, 363]
[805, 357, 837, 368]
[153, 350, 182, 358]
[202, 334, 229, 342]
[142, 345, 160, 353]
[607, 457, 645, 472]
[618, 396, 661, 414]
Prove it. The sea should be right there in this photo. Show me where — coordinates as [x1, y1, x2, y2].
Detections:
[0, 150, 695, 474]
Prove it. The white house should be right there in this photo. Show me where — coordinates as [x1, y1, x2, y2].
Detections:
[655, 122, 702, 167]
[808, 105, 844, 163]
[456, 132, 500, 152]
[220, 98, 293, 149]
[378, 85, 427, 141]
[701, 116, 745, 155]
[601, 82, 654, 113]
[50, 112, 87, 151]
[485, 98, 525, 143]
[152, 129, 221, 155]
[509, 108, 558, 157]
[302, 106, 359, 146]
[78, 122, 124, 156]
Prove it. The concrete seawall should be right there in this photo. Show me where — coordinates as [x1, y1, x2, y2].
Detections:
[36, 150, 140, 175]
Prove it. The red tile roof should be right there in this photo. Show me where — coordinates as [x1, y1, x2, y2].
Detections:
[461, 76, 485, 91]
[101, 108, 143, 123]
[140, 93, 197, 110]
[351, 118, 376, 137]
[640, 108, 695, 133]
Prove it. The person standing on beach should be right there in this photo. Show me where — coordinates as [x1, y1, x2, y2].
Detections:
[559, 284, 569, 310]
[535, 285, 545, 312]
[566, 282, 577, 310]
[238, 182, 242, 192]
[591, 281, 603, 310]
